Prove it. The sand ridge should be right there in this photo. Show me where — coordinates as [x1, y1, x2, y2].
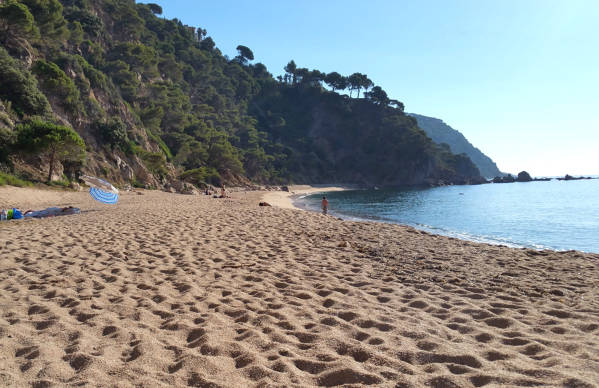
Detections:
[0, 187, 598, 387]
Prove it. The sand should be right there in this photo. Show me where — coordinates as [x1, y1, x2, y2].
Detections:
[260, 185, 347, 210]
[0, 186, 598, 388]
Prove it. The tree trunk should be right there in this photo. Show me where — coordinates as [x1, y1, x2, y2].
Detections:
[47, 147, 56, 182]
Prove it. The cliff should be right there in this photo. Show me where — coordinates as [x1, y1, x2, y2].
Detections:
[409, 113, 502, 178]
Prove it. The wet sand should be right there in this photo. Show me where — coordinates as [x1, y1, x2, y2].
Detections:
[1, 186, 598, 387]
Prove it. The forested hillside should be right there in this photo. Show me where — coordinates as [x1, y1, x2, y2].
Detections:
[409, 114, 502, 178]
[0, 0, 485, 189]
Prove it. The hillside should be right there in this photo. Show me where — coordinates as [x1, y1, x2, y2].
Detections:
[0, 0, 485, 189]
[410, 113, 502, 178]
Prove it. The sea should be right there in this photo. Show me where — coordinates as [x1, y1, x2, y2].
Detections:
[296, 178, 599, 253]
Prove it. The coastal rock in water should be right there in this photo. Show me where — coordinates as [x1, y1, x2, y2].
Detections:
[558, 174, 592, 181]
[517, 171, 533, 182]
[493, 174, 515, 183]
[502, 174, 515, 183]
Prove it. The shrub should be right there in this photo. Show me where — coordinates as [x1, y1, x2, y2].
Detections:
[96, 118, 128, 148]
[0, 0, 40, 40]
[0, 126, 15, 163]
[0, 172, 32, 187]
[31, 60, 81, 113]
[140, 151, 168, 177]
[179, 167, 221, 187]
[0, 47, 51, 117]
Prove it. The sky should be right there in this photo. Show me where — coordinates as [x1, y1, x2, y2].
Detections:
[144, 0, 599, 176]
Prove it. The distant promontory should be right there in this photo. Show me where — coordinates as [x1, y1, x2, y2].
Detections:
[409, 114, 502, 178]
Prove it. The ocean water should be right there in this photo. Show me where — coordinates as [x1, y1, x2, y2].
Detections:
[297, 179, 599, 253]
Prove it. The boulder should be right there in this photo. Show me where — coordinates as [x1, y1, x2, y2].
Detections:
[259, 202, 271, 207]
[516, 171, 533, 182]
[115, 156, 134, 181]
[181, 183, 199, 195]
[280, 186, 289, 192]
[502, 174, 515, 183]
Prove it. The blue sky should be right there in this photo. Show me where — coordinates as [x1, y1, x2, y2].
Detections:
[143, 0, 598, 176]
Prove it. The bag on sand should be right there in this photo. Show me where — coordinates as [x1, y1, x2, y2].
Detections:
[12, 208, 23, 219]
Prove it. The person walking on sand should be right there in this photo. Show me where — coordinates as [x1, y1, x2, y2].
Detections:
[321, 196, 329, 215]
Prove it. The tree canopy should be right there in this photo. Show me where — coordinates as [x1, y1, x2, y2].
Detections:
[16, 120, 86, 182]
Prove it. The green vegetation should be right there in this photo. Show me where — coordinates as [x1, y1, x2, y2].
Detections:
[0, 0, 483, 188]
[32, 59, 82, 113]
[97, 118, 128, 149]
[0, 47, 51, 117]
[0, 0, 40, 42]
[0, 171, 32, 187]
[16, 120, 86, 182]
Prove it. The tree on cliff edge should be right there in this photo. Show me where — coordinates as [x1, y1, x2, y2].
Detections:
[17, 121, 86, 182]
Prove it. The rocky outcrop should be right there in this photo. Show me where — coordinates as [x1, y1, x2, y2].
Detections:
[559, 174, 593, 181]
[492, 174, 515, 183]
[516, 171, 533, 182]
[409, 113, 503, 178]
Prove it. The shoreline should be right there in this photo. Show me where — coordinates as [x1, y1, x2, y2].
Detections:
[259, 185, 349, 210]
[265, 184, 598, 254]
[1, 186, 598, 387]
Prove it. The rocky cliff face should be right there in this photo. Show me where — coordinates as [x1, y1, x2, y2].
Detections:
[409, 113, 502, 178]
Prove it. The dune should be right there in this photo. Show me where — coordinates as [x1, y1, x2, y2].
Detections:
[0, 186, 597, 387]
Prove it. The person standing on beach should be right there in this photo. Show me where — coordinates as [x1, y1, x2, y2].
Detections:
[321, 196, 329, 215]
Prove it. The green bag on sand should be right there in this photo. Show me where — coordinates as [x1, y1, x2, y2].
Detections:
[7, 209, 13, 220]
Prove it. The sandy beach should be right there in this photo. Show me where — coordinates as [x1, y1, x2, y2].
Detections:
[1, 186, 598, 387]
[260, 185, 347, 210]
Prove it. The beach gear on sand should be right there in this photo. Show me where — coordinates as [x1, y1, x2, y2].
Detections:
[81, 175, 119, 204]
[11, 208, 23, 219]
[1, 208, 24, 221]
[0, 208, 23, 220]
[24, 207, 80, 218]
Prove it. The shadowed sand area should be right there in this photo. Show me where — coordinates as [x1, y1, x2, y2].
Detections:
[1, 187, 598, 387]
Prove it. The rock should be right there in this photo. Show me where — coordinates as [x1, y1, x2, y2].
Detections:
[181, 183, 199, 195]
[280, 186, 289, 192]
[259, 202, 271, 207]
[115, 156, 134, 181]
[337, 241, 351, 248]
[502, 174, 515, 183]
[70, 182, 81, 191]
[136, 191, 144, 195]
[492, 176, 503, 183]
[516, 171, 533, 182]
